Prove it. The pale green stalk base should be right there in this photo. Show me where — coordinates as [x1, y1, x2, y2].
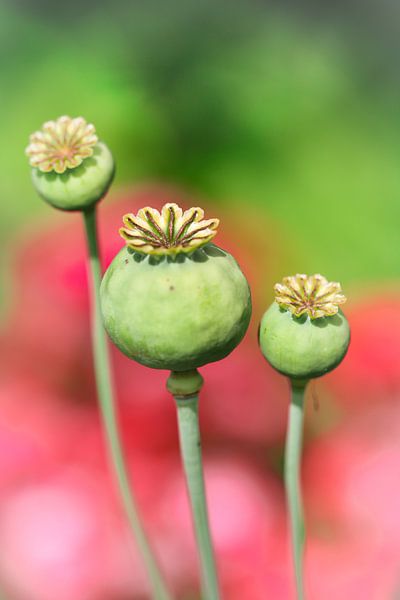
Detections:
[174, 394, 220, 600]
[83, 206, 172, 600]
[284, 380, 308, 600]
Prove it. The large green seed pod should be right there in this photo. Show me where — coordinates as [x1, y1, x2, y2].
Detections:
[259, 274, 350, 380]
[100, 203, 252, 371]
[26, 116, 114, 211]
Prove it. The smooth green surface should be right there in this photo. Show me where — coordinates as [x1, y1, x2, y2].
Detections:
[83, 207, 172, 600]
[32, 142, 115, 211]
[259, 302, 350, 380]
[284, 382, 307, 600]
[175, 393, 220, 600]
[101, 244, 252, 371]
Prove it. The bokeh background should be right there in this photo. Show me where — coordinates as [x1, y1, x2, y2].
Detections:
[1, 0, 400, 598]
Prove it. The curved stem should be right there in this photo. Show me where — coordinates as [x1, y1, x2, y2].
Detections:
[171, 379, 220, 600]
[284, 380, 308, 600]
[83, 206, 173, 600]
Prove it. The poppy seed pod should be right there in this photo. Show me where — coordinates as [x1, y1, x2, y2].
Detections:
[26, 116, 115, 211]
[259, 274, 350, 380]
[100, 203, 252, 371]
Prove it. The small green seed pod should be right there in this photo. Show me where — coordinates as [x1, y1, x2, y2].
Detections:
[100, 203, 252, 371]
[26, 116, 115, 211]
[259, 274, 350, 380]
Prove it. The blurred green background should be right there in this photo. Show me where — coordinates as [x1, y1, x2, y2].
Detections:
[2, 0, 400, 301]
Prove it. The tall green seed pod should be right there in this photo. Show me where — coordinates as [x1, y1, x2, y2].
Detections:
[259, 274, 350, 381]
[25, 115, 115, 211]
[26, 117, 172, 600]
[100, 203, 252, 371]
[258, 273, 350, 600]
[101, 203, 252, 600]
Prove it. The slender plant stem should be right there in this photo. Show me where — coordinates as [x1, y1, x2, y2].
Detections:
[284, 380, 308, 600]
[82, 206, 172, 600]
[174, 394, 220, 600]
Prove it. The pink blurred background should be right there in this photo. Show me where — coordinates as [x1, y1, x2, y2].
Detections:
[1, 186, 400, 599]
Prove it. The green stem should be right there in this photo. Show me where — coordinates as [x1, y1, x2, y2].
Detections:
[169, 371, 220, 600]
[284, 380, 308, 600]
[83, 206, 172, 600]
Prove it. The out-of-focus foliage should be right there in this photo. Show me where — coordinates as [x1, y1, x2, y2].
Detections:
[2, 0, 400, 293]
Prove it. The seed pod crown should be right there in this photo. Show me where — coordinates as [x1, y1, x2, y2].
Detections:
[26, 115, 98, 174]
[274, 274, 346, 319]
[119, 203, 219, 256]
